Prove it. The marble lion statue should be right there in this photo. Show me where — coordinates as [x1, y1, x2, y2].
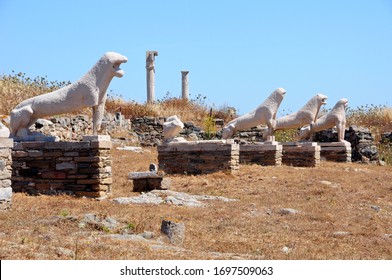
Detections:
[10, 52, 128, 138]
[222, 88, 286, 139]
[0, 115, 10, 138]
[265, 93, 327, 138]
[299, 98, 349, 142]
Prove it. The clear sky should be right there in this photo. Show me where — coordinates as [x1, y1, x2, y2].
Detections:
[1, 0, 391, 115]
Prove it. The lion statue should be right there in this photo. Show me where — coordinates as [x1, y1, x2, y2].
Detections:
[10, 52, 128, 138]
[299, 98, 349, 142]
[0, 115, 10, 138]
[222, 88, 286, 139]
[265, 93, 327, 138]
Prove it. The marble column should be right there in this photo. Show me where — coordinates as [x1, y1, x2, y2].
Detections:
[181, 70, 189, 100]
[146, 51, 158, 104]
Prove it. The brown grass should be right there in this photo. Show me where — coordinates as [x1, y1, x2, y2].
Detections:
[1, 146, 392, 260]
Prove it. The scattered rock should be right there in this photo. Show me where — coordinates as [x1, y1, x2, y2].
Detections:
[79, 213, 118, 231]
[281, 246, 291, 254]
[141, 231, 155, 240]
[382, 234, 392, 240]
[332, 231, 352, 237]
[113, 190, 237, 207]
[280, 208, 300, 215]
[370, 205, 381, 212]
[319, 180, 339, 188]
[55, 247, 75, 259]
[161, 219, 185, 246]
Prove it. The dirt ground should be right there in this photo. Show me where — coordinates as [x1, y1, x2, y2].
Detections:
[1, 146, 391, 260]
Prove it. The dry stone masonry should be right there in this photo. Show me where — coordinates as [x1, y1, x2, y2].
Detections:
[11, 135, 112, 198]
[313, 125, 378, 162]
[318, 142, 352, 162]
[0, 138, 13, 210]
[158, 140, 239, 174]
[239, 136, 283, 166]
[281, 142, 320, 167]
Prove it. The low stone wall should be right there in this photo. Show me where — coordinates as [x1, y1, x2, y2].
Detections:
[0, 138, 13, 210]
[11, 136, 112, 198]
[239, 139, 282, 166]
[158, 140, 239, 174]
[32, 114, 132, 141]
[131, 117, 205, 146]
[281, 142, 320, 167]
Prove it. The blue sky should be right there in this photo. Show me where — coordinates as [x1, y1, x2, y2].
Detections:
[1, 0, 391, 115]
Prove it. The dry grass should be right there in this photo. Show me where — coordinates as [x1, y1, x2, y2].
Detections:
[1, 146, 392, 260]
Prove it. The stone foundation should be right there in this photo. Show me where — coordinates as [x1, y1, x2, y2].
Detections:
[11, 135, 112, 198]
[239, 137, 282, 166]
[318, 142, 352, 162]
[158, 140, 239, 174]
[0, 138, 13, 210]
[281, 142, 320, 167]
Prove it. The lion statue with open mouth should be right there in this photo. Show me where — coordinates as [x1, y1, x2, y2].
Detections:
[10, 52, 127, 138]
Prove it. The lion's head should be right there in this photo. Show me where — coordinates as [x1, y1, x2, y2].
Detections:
[336, 98, 349, 109]
[316, 94, 328, 106]
[274, 87, 286, 100]
[101, 52, 128, 78]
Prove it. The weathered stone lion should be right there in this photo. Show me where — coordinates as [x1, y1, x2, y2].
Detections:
[0, 115, 10, 138]
[268, 94, 327, 137]
[299, 98, 349, 142]
[10, 52, 128, 138]
[222, 88, 286, 139]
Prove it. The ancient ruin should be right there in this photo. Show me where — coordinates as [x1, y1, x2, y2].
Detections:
[146, 51, 158, 104]
[299, 98, 349, 142]
[222, 88, 286, 139]
[10, 52, 127, 138]
[272, 93, 328, 133]
[181, 71, 189, 100]
[162, 115, 185, 142]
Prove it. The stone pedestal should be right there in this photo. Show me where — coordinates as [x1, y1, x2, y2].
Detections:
[158, 140, 239, 174]
[281, 142, 320, 167]
[318, 142, 352, 162]
[11, 135, 112, 198]
[240, 137, 282, 166]
[0, 138, 13, 210]
[128, 171, 170, 192]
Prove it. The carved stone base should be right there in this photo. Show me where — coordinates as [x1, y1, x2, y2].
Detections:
[280, 142, 320, 167]
[240, 138, 282, 166]
[158, 140, 239, 174]
[318, 142, 352, 162]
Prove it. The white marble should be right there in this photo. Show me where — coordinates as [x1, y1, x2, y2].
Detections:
[300, 98, 349, 142]
[10, 52, 127, 138]
[222, 88, 286, 139]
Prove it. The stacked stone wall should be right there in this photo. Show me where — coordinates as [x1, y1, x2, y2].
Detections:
[313, 126, 378, 162]
[158, 141, 239, 174]
[11, 136, 112, 198]
[0, 138, 13, 210]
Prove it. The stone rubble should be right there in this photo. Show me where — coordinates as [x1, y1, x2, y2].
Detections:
[113, 190, 237, 207]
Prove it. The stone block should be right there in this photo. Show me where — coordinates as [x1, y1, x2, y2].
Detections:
[318, 142, 352, 162]
[280, 142, 320, 167]
[158, 141, 239, 174]
[240, 142, 283, 166]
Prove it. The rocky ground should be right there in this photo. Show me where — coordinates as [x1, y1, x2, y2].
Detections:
[0, 146, 391, 260]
